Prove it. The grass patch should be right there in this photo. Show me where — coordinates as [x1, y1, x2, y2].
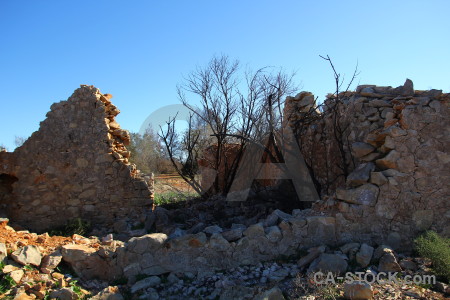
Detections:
[49, 218, 91, 237]
[414, 231, 450, 283]
[23, 265, 34, 271]
[292, 273, 340, 300]
[0, 271, 16, 295]
[153, 191, 197, 206]
[69, 280, 86, 299]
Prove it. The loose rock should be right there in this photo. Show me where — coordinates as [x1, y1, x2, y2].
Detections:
[11, 245, 42, 267]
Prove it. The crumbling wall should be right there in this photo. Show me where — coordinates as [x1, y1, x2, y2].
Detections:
[55, 209, 337, 282]
[0, 85, 153, 232]
[285, 79, 450, 247]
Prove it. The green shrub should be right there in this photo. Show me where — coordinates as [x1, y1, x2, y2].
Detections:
[153, 191, 197, 206]
[0, 273, 16, 294]
[414, 231, 450, 283]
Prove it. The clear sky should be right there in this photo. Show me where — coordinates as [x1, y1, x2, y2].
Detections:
[1, 0, 449, 150]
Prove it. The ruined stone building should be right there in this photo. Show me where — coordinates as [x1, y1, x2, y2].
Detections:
[0, 85, 153, 232]
[0, 80, 448, 282]
[284, 80, 449, 246]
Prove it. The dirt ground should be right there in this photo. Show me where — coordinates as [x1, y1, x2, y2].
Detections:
[0, 219, 100, 256]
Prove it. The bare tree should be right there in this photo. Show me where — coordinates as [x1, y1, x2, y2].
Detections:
[14, 136, 26, 148]
[159, 113, 205, 195]
[290, 55, 359, 195]
[319, 54, 359, 178]
[160, 55, 299, 198]
[128, 127, 173, 174]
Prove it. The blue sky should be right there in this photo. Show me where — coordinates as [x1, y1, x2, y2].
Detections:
[1, 0, 449, 150]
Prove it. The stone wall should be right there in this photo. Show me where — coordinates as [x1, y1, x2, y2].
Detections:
[0, 85, 153, 232]
[285, 79, 450, 247]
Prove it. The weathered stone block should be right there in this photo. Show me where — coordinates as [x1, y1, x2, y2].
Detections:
[370, 172, 388, 186]
[412, 210, 434, 231]
[351, 142, 375, 158]
[336, 184, 379, 206]
[127, 233, 168, 254]
[356, 243, 374, 268]
[346, 162, 375, 187]
[11, 245, 42, 267]
[243, 223, 265, 238]
[376, 150, 400, 169]
[307, 253, 348, 275]
[344, 281, 373, 300]
[265, 226, 282, 243]
[209, 233, 231, 252]
[306, 216, 336, 244]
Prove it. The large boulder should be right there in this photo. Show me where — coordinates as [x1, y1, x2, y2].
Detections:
[378, 250, 402, 273]
[61, 244, 119, 280]
[344, 281, 373, 299]
[40, 250, 63, 274]
[307, 253, 348, 275]
[306, 216, 336, 244]
[297, 245, 326, 269]
[11, 245, 42, 267]
[209, 233, 231, 252]
[167, 232, 207, 250]
[91, 286, 124, 300]
[243, 223, 265, 238]
[131, 276, 161, 294]
[369, 172, 388, 186]
[265, 226, 282, 243]
[356, 244, 374, 268]
[412, 210, 434, 231]
[127, 233, 168, 254]
[9, 269, 24, 284]
[393, 78, 414, 96]
[346, 163, 375, 187]
[373, 245, 392, 260]
[336, 184, 379, 206]
[49, 288, 78, 300]
[351, 142, 375, 158]
[222, 225, 245, 242]
[375, 150, 400, 170]
[203, 225, 223, 235]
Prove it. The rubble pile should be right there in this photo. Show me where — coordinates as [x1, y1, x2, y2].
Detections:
[1, 218, 448, 299]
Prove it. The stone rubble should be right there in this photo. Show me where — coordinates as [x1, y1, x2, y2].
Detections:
[0, 213, 448, 299]
[11, 245, 42, 267]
